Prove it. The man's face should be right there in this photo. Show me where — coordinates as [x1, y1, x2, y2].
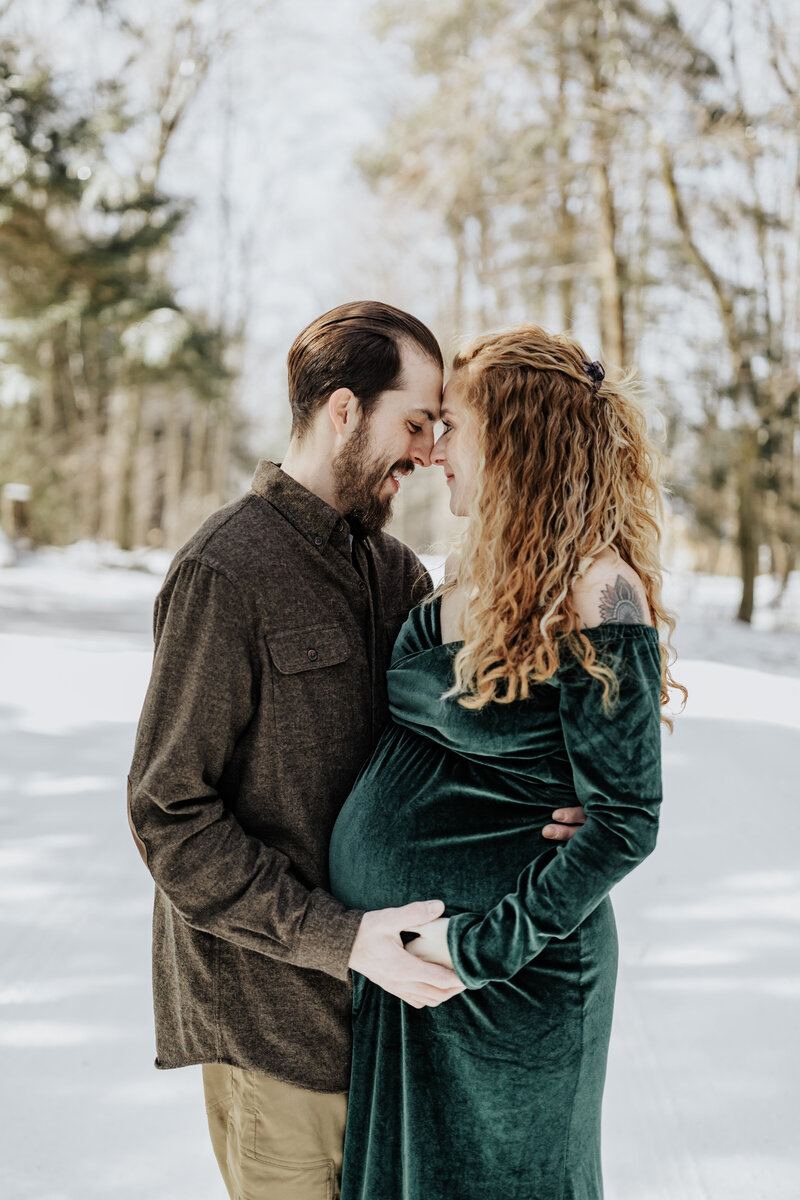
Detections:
[331, 346, 443, 534]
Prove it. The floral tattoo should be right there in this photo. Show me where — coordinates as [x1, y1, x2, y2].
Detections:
[598, 576, 645, 625]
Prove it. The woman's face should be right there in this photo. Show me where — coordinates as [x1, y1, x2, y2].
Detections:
[431, 370, 482, 516]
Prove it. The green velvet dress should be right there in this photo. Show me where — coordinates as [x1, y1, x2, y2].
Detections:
[328, 596, 663, 1200]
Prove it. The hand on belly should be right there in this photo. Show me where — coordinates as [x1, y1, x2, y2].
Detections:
[403, 917, 453, 970]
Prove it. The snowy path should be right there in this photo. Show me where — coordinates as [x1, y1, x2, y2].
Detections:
[1, 558, 799, 1199]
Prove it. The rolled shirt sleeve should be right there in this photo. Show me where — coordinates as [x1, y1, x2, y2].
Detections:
[446, 629, 663, 990]
[127, 557, 364, 981]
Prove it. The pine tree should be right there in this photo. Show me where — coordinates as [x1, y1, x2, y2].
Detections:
[0, 38, 233, 548]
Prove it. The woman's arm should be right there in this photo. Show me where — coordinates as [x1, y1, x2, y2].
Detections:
[441, 560, 663, 989]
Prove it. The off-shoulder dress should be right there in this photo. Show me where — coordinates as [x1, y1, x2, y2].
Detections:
[329, 595, 663, 1200]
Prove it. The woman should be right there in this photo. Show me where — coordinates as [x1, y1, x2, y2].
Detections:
[328, 324, 683, 1200]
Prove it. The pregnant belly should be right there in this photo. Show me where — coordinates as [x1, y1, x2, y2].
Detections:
[328, 722, 571, 916]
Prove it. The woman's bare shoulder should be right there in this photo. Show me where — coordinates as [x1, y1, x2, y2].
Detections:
[570, 548, 654, 627]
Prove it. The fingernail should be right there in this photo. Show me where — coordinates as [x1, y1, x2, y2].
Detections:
[542, 826, 554, 838]
[426, 900, 442, 914]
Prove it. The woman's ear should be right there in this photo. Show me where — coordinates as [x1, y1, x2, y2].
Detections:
[327, 387, 359, 437]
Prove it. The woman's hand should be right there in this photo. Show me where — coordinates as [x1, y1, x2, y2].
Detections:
[403, 917, 454, 970]
[542, 805, 586, 840]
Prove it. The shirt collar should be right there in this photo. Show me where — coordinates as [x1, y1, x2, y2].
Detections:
[250, 460, 358, 555]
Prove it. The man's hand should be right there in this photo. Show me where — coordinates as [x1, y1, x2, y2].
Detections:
[348, 900, 466, 1009]
[542, 805, 586, 841]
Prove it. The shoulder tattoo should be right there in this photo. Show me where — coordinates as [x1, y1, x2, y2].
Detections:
[598, 575, 646, 625]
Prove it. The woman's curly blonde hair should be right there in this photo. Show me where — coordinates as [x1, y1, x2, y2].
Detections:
[438, 323, 685, 726]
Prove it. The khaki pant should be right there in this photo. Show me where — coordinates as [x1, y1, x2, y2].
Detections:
[202, 1063, 348, 1200]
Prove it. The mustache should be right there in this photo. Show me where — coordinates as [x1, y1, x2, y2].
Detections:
[387, 459, 416, 477]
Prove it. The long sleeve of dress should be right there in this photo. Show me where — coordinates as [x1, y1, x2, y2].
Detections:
[446, 627, 663, 990]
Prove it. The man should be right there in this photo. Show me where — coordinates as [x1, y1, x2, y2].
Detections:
[127, 301, 585, 1199]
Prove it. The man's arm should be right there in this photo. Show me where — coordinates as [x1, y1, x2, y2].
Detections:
[128, 556, 365, 978]
[128, 555, 464, 1004]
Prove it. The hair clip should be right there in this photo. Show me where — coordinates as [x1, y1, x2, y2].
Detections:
[581, 359, 605, 393]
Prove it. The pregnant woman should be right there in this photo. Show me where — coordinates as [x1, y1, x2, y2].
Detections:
[329, 324, 683, 1199]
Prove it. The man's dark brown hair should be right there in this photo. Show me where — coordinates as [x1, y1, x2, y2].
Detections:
[287, 301, 443, 440]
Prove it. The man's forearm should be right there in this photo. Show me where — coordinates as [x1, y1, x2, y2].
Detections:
[129, 774, 365, 978]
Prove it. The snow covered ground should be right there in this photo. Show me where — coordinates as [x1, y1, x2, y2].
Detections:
[0, 547, 798, 1199]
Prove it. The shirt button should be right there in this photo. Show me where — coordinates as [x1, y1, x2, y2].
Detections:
[335, 520, 344, 533]
[358, 581, 366, 592]
[307, 648, 318, 661]
[313, 535, 323, 546]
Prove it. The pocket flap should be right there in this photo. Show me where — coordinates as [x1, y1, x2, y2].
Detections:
[266, 624, 351, 674]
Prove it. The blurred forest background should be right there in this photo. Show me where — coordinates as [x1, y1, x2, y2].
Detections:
[0, 0, 799, 624]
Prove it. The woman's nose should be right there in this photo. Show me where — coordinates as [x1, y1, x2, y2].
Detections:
[412, 430, 435, 468]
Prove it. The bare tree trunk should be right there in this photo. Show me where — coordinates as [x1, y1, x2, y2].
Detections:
[660, 142, 764, 622]
[558, 207, 576, 331]
[163, 399, 185, 549]
[777, 547, 795, 604]
[593, 160, 625, 364]
[736, 431, 758, 623]
[78, 320, 109, 542]
[100, 394, 125, 545]
[115, 390, 144, 550]
[132, 419, 159, 550]
[52, 329, 79, 434]
[209, 410, 230, 508]
[452, 220, 467, 338]
[186, 403, 210, 530]
[476, 214, 493, 328]
[556, 47, 575, 331]
[84, 411, 105, 542]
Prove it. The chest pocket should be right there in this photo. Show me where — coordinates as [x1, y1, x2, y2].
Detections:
[266, 623, 355, 744]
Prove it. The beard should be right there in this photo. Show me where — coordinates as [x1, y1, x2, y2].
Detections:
[331, 418, 414, 536]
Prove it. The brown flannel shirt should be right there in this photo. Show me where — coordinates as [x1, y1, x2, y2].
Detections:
[127, 460, 430, 1092]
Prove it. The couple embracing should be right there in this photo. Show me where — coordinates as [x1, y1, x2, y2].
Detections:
[128, 300, 677, 1200]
